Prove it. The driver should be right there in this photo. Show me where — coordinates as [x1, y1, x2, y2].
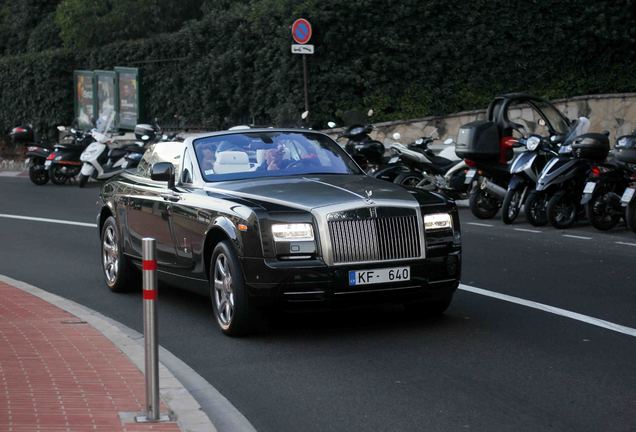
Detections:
[258, 146, 290, 171]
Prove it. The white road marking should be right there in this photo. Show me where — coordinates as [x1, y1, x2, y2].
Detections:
[0, 213, 97, 228]
[616, 241, 636, 247]
[562, 234, 592, 240]
[514, 228, 542, 233]
[467, 222, 494, 227]
[459, 284, 636, 338]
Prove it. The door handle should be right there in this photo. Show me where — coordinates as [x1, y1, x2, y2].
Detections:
[160, 193, 181, 202]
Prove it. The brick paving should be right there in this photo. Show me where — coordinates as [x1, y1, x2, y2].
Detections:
[0, 281, 182, 431]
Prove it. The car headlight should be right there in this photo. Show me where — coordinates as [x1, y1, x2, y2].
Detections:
[424, 213, 453, 231]
[272, 223, 314, 241]
[526, 136, 540, 151]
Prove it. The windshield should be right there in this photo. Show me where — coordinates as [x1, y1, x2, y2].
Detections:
[193, 131, 363, 182]
[530, 100, 571, 135]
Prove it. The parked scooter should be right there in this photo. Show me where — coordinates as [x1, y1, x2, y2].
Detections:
[501, 134, 559, 224]
[378, 134, 469, 198]
[457, 93, 576, 219]
[10, 124, 51, 185]
[581, 133, 636, 231]
[46, 127, 94, 185]
[335, 109, 386, 174]
[535, 132, 610, 229]
[78, 119, 160, 187]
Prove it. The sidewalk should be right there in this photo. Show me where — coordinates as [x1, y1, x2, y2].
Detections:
[0, 280, 208, 432]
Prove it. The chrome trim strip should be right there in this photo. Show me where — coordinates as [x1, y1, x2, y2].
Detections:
[334, 285, 421, 295]
[284, 290, 326, 295]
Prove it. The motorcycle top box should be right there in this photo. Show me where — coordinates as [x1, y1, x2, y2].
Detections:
[455, 120, 500, 161]
[615, 134, 636, 164]
[571, 133, 609, 161]
[10, 125, 34, 143]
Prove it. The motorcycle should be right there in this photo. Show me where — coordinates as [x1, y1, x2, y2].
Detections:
[501, 134, 559, 224]
[457, 93, 577, 219]
[377, 134, 469, 198]
[46, 127, 94, 185]
[536, 132, 610, 229]
[581, 133, 636, 231]
[10, 124, 51, 185]
[78, 119, 160, 187]
[335, 109, 386, 174]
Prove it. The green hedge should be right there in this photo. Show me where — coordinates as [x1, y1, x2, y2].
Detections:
[1, 0, 636, 139]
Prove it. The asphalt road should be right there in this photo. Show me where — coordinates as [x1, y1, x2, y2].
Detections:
[1, 175, 636, 432]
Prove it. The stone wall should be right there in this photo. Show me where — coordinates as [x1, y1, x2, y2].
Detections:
[327, 93, 636, 148]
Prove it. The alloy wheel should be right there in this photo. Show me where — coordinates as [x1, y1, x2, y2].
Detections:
[102, 225, 119, 286]
[213, 253, 235, 327]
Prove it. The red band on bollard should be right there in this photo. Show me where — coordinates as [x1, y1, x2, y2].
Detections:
[143, 260, 157, 271]
[143, 290, 157, 300]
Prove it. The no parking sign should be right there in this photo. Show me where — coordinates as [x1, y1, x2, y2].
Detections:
[291, 18, 312, 44]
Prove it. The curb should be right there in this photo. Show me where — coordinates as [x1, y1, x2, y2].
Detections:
[0, 274, 257, 432]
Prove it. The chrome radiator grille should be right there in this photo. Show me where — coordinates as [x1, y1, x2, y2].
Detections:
[327, 208, 421, 264]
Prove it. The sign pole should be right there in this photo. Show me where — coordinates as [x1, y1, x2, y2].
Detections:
[303, 54, 309, 113]
[291, 18, 313, 115]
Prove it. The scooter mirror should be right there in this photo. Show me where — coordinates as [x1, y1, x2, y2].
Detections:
[415, 138, 424, 145]
[392, 132, 401, 141]
[327, 122, 336, 128]
[367, 109, 374, 117]
[57, 126, 66, 132]
[538, 118, 546, 127]
[301, 111, 309, 120]
[443, 138, 453, 145]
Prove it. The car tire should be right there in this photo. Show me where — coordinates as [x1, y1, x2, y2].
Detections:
[210, 241, 254, 336]
[29, 164, 49, 185]
[547, 190, 577, 229]
[501, 187, 522, 224]
[524, 190, 548, 226]
[101, 216, 138, 292]
[626, 200, 636, 233]
[469, 186, 499, 219]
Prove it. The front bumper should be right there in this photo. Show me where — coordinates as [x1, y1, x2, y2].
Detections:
[241, 251, 461, 305]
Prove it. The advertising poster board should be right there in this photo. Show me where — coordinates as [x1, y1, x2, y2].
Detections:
[73, 71, 96, 130]
[96, 70, 118, 130]
[115, 67, 140, 130]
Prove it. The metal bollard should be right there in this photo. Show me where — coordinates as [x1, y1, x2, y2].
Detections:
[136, 238, 169, 423]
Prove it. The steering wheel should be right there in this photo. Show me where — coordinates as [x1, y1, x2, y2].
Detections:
[286, 159, 309, 169]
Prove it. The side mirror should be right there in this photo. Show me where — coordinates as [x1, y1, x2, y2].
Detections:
[151, 162, 175, 189]
[327, 121, 336, 128]
[443, 138, 454, 145]
[392, 132, 401, 141]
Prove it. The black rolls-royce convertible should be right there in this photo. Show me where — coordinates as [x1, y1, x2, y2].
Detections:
[97, 129, 461, 335]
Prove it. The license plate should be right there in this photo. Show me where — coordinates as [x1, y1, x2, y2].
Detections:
[44, 160, 52, 168]
[621, 187, 635, 204]
[464, 169, 476, 184]
[349, 266, 410, 286]
[583, 182, 596, 194]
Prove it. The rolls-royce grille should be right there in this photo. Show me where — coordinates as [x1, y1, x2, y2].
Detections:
[327, 208, 421, 264]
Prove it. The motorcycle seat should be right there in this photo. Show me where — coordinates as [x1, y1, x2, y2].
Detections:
[426, 154, 457, 172]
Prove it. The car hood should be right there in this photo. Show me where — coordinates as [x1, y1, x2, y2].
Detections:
[203, 174, 442, 211]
